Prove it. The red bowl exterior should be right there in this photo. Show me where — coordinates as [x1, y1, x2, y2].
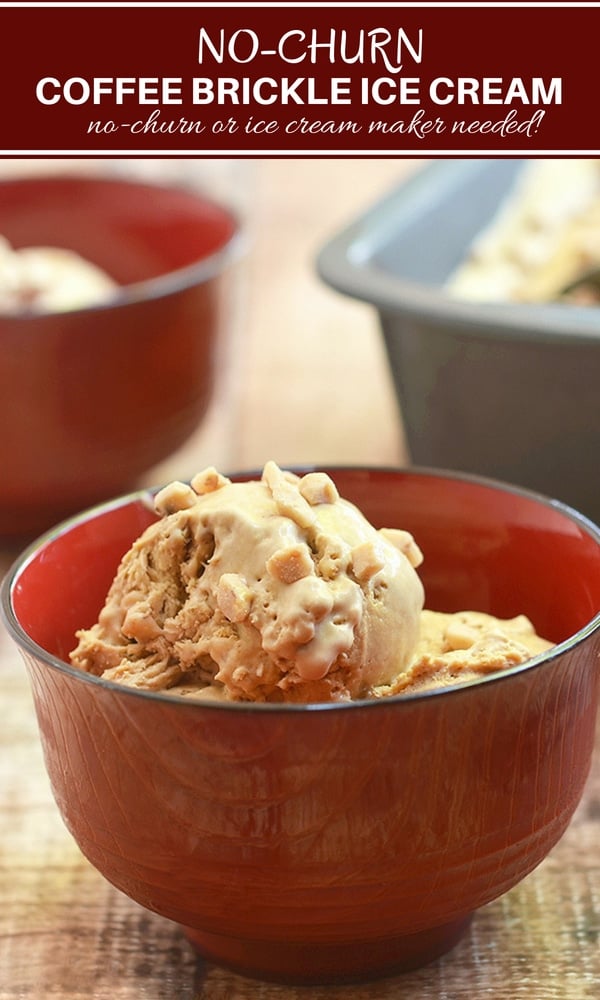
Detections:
[0, 175, 240, 539]
[3, 468, 600, 983]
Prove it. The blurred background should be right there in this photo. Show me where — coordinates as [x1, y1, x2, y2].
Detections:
[136, 158, 419, 481]
[2, 155, 599, 538]
[0, 157, 420, 541]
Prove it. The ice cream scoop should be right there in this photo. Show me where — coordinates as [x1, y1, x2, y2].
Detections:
[0, 236, 117, 313]
[70, 461, 425, 703]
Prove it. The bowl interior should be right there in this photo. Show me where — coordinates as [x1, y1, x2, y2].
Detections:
[0, 174, 238, 287]
[8, 468, 600, 673]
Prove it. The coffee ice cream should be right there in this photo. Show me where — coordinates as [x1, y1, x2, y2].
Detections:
[0, 236, 117, 314]
[70, 462, 553, 702]
[70, 462, 426, 703]
[445, 159, 600, 304]
[376, 609, 552, 697]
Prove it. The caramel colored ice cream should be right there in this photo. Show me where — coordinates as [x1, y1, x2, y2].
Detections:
[70, 462, 553, 702]
[0, 236, 117, 314]
[445, 159, 600, 304]
[376, 610, 553, 697]
[70, 462, 426, 703]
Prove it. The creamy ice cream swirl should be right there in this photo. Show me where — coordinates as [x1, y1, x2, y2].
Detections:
[71, 462, 425, 703]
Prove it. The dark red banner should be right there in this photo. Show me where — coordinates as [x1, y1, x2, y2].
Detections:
[1, 3, 597, 155]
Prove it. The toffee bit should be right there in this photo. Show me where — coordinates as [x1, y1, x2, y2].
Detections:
[216, 573, 253, 623]
[267, 544, 314, 584]
[379, 528, 424, 568]
[351, 541, 385, 582]
[191, 467, 231, 495]
[154, 482, 198, 516]
[262, 460, 315, 529]
[299, 472, 339, 506]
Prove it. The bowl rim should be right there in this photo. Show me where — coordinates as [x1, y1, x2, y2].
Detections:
[316, 158, 600, 345]
[0, 171, 247, 318]
[2, 464, 600, 715]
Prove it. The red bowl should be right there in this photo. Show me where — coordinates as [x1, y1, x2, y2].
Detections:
[2, 467, 600, 984]
[0, 173, 241, 539]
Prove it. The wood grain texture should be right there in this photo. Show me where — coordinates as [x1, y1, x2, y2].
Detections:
[1, 656, 599, 1000]
[1, 159, 599, 998]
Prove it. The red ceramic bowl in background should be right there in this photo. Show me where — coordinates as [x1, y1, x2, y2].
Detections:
[2, 467, 600, 985]
[0, 173, 242, 539]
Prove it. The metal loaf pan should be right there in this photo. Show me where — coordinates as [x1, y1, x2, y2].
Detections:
[316, 159, 600, 524]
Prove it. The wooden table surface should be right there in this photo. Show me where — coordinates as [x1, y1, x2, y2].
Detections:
[1, 159, 599, 999]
